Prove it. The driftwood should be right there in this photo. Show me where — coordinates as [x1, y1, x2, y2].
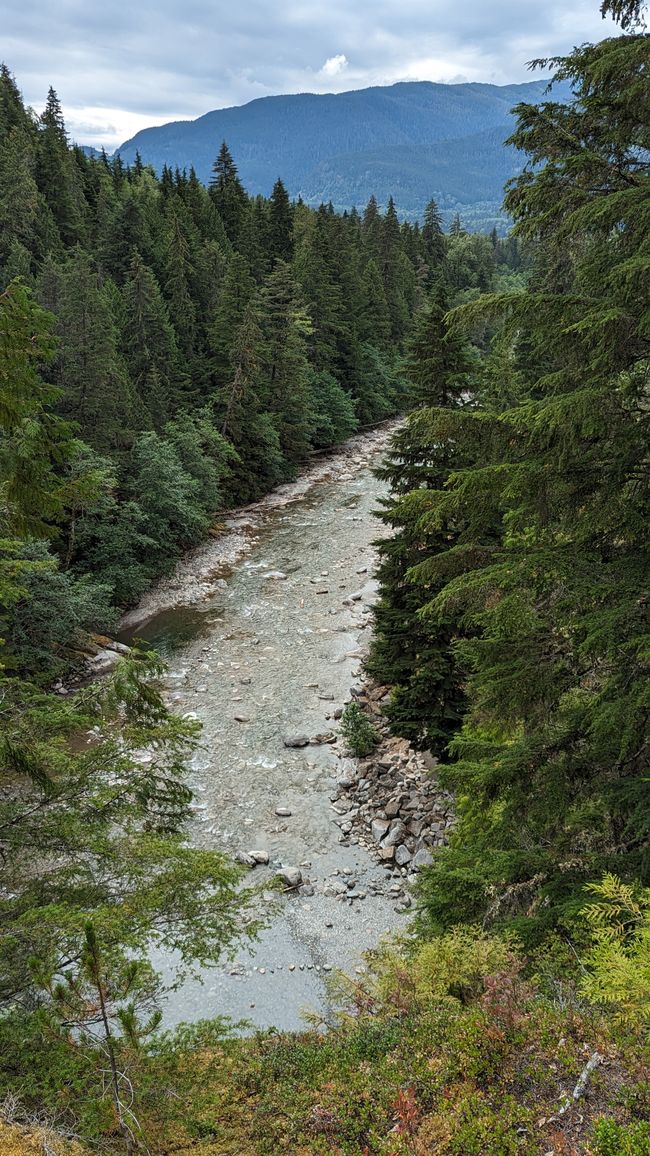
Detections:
[557, 1052, 602, 1115]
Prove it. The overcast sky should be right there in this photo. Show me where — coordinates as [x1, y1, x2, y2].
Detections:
[4, 0, 619, 149]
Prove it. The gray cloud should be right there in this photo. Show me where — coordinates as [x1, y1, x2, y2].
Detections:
[3, 0, 620, 147]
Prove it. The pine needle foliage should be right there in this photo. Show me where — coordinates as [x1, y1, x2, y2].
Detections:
[372, 14, 650, 938]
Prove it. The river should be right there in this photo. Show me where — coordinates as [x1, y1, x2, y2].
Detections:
[120, 427, 408, 1033]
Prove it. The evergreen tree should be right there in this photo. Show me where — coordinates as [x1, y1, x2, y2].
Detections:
[268, 177, 294, 263]
[421, 197, 446, 279]
[412, 9, 650, 938]
[208, 252, 255, 388]
[39, 249, 134, 447]
[121, 250, 181, 428]
[216, 304, 285, 502]
[35, 87, 85, 246]
[368, 297, 479, 749]
[208, 141, 248, 243]
[256, 261, 314, 468]
[0, 127, 40, 282]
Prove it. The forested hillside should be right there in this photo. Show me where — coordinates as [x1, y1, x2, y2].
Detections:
[115, 79, 568, 230]
[0, 0, 649, 1149]
[0, 73, 503, 680]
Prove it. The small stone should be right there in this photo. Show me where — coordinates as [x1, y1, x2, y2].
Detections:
[395, 844, 412, 867]
[275, 805, 292, 817]
[323, 879, 347, 897]
[263, 571, 287, 580]
[233, 714, 250, 723]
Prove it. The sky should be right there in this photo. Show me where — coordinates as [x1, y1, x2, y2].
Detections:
[4, 0, 620, 149]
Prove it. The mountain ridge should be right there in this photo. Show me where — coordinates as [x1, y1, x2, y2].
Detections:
[116, 78, 566, 229]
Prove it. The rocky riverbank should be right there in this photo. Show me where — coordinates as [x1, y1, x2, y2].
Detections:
[328, 685, 455, 875]
[119, 421, 400, 632]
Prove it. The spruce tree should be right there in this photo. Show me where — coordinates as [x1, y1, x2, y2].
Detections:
[368, 292, 479, 749]
[268, 178, 294, 263]
[412, 6, 650, 938]
[35, 88, 85, 247]
[209, 141, 248, 244]
[39, 249, 134, 447]
[121, 250, 181, 428]
[256, 260, 314, 468]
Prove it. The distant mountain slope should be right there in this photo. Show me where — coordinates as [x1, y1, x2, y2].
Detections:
[117, 79, 564, 227]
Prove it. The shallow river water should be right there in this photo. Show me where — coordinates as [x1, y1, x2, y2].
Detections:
[123, 434, 407, 1032]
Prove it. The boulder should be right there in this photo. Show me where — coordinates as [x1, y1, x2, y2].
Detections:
[276, 867, 302, 889]
[235, 851, 256, 867]
[412, 848, 433, 870]
[395, 844, 412, 867]
[371, 818, 390, 843]
[250, 850, 270, 865]
[283, 734, 310, 748]
[383, 820, 407, 848]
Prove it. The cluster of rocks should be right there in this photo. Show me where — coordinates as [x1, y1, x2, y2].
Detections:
[330, 682, 455, 872]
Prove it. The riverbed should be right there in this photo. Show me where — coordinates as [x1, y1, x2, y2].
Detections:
[122, 428, 408, 1032]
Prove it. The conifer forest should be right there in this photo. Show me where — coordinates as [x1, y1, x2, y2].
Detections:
[0, 0, 648, 1151]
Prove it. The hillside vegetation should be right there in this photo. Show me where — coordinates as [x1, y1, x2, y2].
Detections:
[0, 0, 648, 1150]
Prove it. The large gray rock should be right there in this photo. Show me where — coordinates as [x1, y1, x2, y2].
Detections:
[412, 848, 433, 870]
[276, 867, 303, 889]
[371, 818, 390, 844]
[283, 734, 310, 748]
[250, 850, 270, 865]
[336, 760, 357, 788]
[383, 820, 407, 848]
[395, 844, 412, 867]
[235, 851, 257, 867]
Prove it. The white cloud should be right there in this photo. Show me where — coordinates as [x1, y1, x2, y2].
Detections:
[320, 53, 349, 78]
[4, 0, 623, 147]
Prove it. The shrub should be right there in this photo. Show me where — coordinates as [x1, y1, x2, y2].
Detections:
[339, 702, 380, 757]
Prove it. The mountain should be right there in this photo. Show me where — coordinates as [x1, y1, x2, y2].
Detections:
[116, 79, 564, 229]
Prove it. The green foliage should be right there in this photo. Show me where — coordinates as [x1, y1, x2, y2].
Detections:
[592, 1118, 650, 1155]
[373, 13, 650, 939]
[579, 875, 650, 1030]
[339, 702, 380, 757]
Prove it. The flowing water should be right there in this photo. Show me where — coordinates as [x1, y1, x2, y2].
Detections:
[122, 433, 407, 1032]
